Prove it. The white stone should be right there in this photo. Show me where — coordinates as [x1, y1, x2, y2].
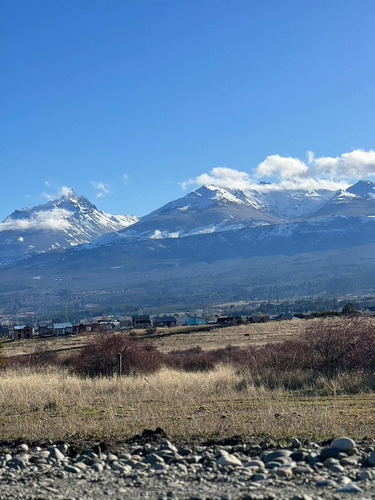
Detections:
[49, 447, 65, 461]
[217, 454, 243, 467]
[330, 437, 356, 451]
[91, 463, 103, 473]
[336, 483, 363, 493]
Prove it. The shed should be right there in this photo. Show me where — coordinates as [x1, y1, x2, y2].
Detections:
[53, 322, 73, 336]
[132, 315, 152, 329]
[185, 315, 206, 326]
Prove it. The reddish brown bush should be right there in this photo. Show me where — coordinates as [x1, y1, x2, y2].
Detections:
[303, 317, 375, 375]
[70, 333, 163, 377]
[4, 345, 59, 369]
[166, 347, 216, 371]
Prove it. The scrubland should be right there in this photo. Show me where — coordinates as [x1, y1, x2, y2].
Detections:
[1, 317, 375, 443]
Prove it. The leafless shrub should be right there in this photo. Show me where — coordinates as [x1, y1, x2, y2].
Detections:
[303, 317, 375, 376]
[70, 333, 163, 377]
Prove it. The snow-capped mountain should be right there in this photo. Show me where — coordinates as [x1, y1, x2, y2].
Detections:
[95, 183, 337, 242]
[103, 180, 375, 243]
[113, 185, 284, 240]
[0, 191, 139, 265]
[3, 180, 375, 312]
[310, 181, 375, 218]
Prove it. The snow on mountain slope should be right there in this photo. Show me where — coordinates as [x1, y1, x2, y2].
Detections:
[0, 191, 139, 265]
[309, 181, 375, 219]
[254, 188, 337, 219]
[105, 184, 339, 242]
[112, 185, 284, 240]
[346, 180, 375, 197]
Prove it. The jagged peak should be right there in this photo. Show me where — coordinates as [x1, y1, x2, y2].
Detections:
[346, 180, 375, 197]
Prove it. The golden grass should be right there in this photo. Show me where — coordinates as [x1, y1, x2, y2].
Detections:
[2, 365, 375, 442]
[1, 319, 309, 360]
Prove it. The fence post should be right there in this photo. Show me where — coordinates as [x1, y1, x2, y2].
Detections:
[116, 353, 122, 377]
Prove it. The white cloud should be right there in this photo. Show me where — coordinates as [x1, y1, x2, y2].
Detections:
[313, 149, 375, 178]
[180, 149, 375, 194]
[180, 167, 252, 191]
[0, 208, 72, 232]
[255, 154, 309, 179]
[91, 181, 110, 198]
[122, 173, 128, 184]
[42, 186, 75, 201]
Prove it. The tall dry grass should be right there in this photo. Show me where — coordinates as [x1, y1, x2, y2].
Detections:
[1, 364, 374, 442]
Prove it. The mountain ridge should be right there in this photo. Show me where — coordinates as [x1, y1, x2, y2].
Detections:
[2, 180, 375, 312]
[0, 190, 138, 265]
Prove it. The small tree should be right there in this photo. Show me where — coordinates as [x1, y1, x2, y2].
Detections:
[342, 302, 356, 315]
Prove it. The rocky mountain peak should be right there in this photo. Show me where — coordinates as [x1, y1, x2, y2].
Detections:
[346, 180, 375, 198]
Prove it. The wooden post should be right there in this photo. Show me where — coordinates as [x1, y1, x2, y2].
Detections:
[116, 353, 122, 377]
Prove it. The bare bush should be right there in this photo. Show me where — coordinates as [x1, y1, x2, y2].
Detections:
[70, 333, 163, 377]
[303, 317, 375, 375]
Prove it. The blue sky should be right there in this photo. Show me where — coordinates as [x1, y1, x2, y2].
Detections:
[2, 0, 375, 220]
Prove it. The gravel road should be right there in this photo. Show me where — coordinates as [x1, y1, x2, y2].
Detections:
[1, 434, 375, 499]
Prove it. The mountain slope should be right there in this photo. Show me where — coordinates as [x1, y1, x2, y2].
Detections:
[0, 191, 139, 265]
[107, 184, 344, 242]
[310, 181, 375, 218]
[1, 213, 375, 312]
[2, 180, 375, 311]
[114, 185, 284, 240]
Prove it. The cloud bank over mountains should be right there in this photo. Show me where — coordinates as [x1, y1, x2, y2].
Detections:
[0, 208, 72, 233]
[181, 149, 375, 193]
[42, 186, 76, 201]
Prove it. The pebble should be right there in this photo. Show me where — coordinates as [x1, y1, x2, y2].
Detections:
[64, 464, 81, 474]
[359, 470, 372, 481]
[341, 455, 360, 466]
[336, 482, 363, 493]
[217, 453, 242, 467]
[49, 447, 65, 461]
[367, 450, 375, 466]
[0, 436, 374, 498]
[330, 437, 356, 451]
[316, 479, 338, 488]
[330, 463, 345, 473]
[91, 463, 103, 473]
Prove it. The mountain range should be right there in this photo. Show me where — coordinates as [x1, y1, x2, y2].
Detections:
[0, 191, 138, 266]
[1, 180, 375, 313]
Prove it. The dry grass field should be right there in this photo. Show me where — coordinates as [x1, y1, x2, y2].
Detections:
[145, 320, 307, 352]
[2, 318, 308, 360]
[2, 317, 375, 443]
[1, 365, 375, 443]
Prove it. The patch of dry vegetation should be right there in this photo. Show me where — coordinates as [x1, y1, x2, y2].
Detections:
[1, 365, 375, 442]
[2, 317, 375, 443]
[1, 318, 309, 360]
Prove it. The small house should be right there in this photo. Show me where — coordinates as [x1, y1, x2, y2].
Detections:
[53, 322, 73, 336]
[119, 317, 132, 329]
[12, 325, 34, 340]
[153, 316, 177, 328]
[185, 315, 206, 326]
[217, 315, 243, 325]
[0, 327, 10, 338]
[132, 315, 152, 329]
[37, 324, 54, 336]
